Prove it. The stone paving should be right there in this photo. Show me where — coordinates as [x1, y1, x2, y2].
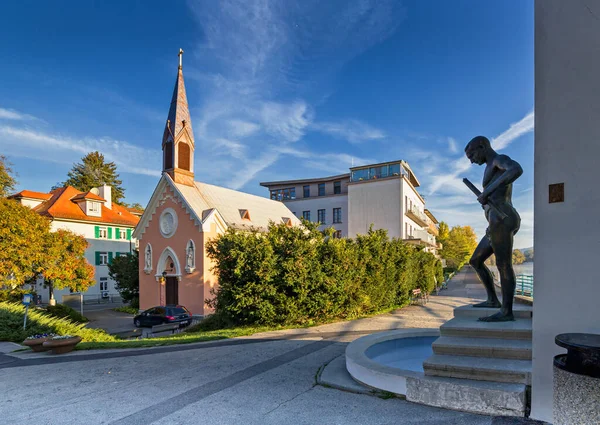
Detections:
[0, 268, 544, 424]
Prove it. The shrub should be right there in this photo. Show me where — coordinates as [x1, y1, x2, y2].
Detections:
[206, 222, 443, 327]
[0, 289, 37, 303]
[0, 302, 116, 343]
[45, 303, 88, 323]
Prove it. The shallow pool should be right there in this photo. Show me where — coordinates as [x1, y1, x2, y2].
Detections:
[364, 336, 438, 372]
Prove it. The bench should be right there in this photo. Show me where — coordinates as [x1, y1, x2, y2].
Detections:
[151, 323, 180, 336]
[411, 288, 428, 305]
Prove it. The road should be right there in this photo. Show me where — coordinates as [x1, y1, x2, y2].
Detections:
[0, 269, 542, 425]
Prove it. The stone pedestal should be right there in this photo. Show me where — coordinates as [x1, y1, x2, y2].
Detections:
[553, 362, 600, 425]
[553, 333, 600, 425]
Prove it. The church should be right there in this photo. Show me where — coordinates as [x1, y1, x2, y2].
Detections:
[133, 51, 301, 315]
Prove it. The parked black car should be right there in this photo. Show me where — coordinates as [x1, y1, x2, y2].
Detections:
[133, 305, 192, 328]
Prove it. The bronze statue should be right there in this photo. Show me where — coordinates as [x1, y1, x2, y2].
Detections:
[464, 136, 522, 322]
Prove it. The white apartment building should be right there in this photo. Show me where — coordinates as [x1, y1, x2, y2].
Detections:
[9, 185, 140, 304]
[261, 160, 441, 255]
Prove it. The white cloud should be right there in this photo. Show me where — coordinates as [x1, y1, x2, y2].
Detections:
[186, 0, 404, 190]
[227, 120, 261, 137]
[312, 119, 386, 143]
[0, 125, 160, 177]
[492, 111, 535, 150]
[260, 101, 312, 143]
[0, 107, 40, 122]
[427, 110, 534, 196]
[447, 137, 458, 153]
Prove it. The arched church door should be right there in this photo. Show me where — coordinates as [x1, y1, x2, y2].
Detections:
[165, 277, 178, 305]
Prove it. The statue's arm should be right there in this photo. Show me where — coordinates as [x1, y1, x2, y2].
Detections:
[481, 155, 523, 199]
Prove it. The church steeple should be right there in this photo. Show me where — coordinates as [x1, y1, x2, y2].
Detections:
[162, 48, 195, 186]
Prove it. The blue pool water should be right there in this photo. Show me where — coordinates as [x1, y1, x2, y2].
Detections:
[365, 336, 438, 372]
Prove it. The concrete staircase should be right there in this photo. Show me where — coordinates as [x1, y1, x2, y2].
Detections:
[413, 304, 533, 416]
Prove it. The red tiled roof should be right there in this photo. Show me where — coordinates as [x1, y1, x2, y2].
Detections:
[8, 190, 52, 200]
[32, 186, 139, 226]
[71, 191, 106, 202]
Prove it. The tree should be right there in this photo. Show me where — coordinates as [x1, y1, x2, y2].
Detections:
[0, 199, 49, 285]
[0, 155, 17, 198]
[438, 221, 450, 242]
[512, 249, 526, 265]
[40, 229, 95, 301]
[63, 151, 125, 204]
[440, 225, 478, 270]
[108, 251, 139, 305]
[524, 248, 534, 262]
[0, 200, 95, 297]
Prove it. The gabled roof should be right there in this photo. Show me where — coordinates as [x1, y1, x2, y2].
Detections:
[175, 178, 302, 231]
[8, 190, 52, 200]
[71, 191, 106, 202]
[31, 186, 139, 226]
[134, 174, 302, 239]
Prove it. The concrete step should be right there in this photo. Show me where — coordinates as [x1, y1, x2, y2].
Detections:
[423, 354, 532, 385]
[440, 317, 532, 340]
[454, 304, 532, 320]
[432, 336, 532, 360]
[406, 375, 527, 417]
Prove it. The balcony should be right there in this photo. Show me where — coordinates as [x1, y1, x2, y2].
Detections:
[405, 205, 429, 227]
[404, 228, 438, 248]
[427, 221, 439, 237]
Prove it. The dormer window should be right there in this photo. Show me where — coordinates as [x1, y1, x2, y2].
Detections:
[90, 202, 100, 213]
[239, 209, 251, 220]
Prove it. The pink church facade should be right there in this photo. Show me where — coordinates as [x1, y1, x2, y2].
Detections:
[133, 51, 300, 315]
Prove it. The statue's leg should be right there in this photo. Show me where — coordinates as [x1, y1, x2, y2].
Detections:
[479, 222, 517, 322]
[469, 235, 501, 308]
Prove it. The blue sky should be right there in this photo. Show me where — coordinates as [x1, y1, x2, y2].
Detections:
[0, 0, 534, 248]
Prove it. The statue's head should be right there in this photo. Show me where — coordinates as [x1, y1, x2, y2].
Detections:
[465, 136, 491, 165]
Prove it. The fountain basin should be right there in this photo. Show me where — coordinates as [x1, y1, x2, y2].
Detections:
[346, 329, 440, 396]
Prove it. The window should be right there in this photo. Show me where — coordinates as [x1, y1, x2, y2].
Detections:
[90, 202, 100, 213]
[317, 209, 326, 224]
[405, 196, 408, 212]
[303, 185, 310, 198]
[116, 228, 127, 240]
[98, 252, 108, 266]
[178, 143, 191, 171]
[333, 208, 342, 224]
[302, 211, 311, 221]
[333, 230, 342, 239]
[98, 227, 107, 239]
[270, 187, 296, 201]
[334, 181, 341, 194]
[99, 277, 108, 291]
[318, 183, 325, 196]
[405, 223, 408, 237]
[164, 142, 173, 169]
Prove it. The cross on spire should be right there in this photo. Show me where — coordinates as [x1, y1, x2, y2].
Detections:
[178, 48, 184, 69]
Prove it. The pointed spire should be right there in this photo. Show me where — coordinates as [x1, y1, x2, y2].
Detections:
[163, 48, 194, 148]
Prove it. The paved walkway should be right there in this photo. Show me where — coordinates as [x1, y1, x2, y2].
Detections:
[1, 268, 543, 424]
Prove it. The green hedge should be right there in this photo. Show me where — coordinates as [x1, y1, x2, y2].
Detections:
[0, 289, 37, 303]
[45, 304, 88, 323]
[206, 222, 443, 327]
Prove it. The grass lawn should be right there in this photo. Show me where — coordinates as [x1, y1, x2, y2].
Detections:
[112, 306, 139, 315]
[3, 300, 410, 351]
[77, 326, 276, 350]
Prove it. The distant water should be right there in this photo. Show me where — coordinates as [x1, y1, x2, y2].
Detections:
[489, 262, 533, 278]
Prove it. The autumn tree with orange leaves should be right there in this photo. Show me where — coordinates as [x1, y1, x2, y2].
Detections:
[0, 199, 94, 298]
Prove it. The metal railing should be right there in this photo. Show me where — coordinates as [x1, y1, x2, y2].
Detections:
[515, 274, 534, 298]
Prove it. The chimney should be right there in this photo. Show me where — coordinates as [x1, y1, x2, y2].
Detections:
[97, 185, 112, 209]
